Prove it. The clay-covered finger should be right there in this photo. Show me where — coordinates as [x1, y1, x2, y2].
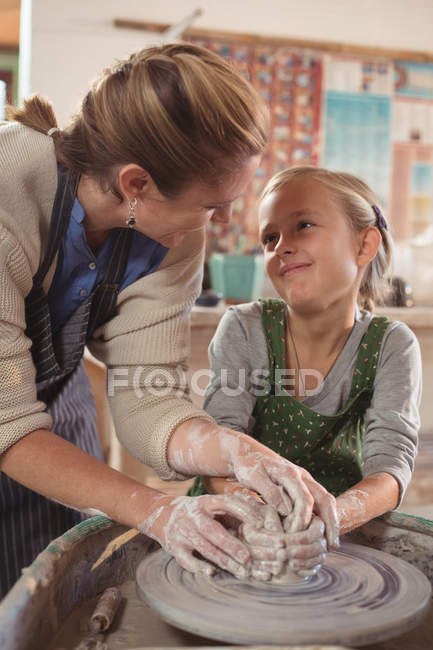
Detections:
[286, 540, 326, 560]
[262, 504, 284, 533]
[289, 553, 326, 571]
[306, 483, 339, 548]
[247, 545, 288, 561]
[251, 567, 272, 581]
[254, 479, 292, 516]
[191, 514, 251, 565]
[297, 566, 321, 577]
[184, 531, 250, 579]
[241, 522, 285, 548]
[283, 487, 315, 534]
[173, 548, 216, 576]
[265, 467, 314, 530]
[251, 559, 284, 576]
[285, 519, 326, 548]
[233, 490, 265, 507]
[206, 494, 264, 529]
[237, 465, 293, 516]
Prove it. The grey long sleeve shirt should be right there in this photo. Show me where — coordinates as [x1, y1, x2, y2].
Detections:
[204, 302, 422, 502]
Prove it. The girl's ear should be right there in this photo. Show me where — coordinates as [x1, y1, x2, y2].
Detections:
[357, 226, 382, 268]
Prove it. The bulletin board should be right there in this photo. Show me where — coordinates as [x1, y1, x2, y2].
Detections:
[186, 34, 433, 252]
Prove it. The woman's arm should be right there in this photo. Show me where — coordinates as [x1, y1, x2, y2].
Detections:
[0, 428, 277, 578]
[87, 229, 216, 481]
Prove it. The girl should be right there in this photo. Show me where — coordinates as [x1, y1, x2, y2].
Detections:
[0, 46, 337, 596]
[196, 166, 421, 537]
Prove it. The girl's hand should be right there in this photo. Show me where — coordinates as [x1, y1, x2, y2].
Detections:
[137, 494, 282, 579]
[239, 501, 327, 581]
[284, 516, 328, 577]
[231, 449, 339, 548]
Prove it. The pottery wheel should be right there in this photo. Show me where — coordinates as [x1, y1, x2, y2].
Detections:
[136, 541, 431, 647]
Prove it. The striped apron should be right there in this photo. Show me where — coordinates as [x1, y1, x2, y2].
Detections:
[0, 167, 132, 597]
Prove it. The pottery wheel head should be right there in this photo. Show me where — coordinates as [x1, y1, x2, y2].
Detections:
[136, 541, 431, 646]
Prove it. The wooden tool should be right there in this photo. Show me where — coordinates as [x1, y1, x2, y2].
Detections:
[72, 586, 121, 650]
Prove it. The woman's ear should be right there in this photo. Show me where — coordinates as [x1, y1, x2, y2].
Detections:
[357, 226, 382, 268]
[118, 164, 151, 200]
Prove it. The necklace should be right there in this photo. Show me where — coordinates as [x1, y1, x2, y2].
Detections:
[285, 307, 306, 399]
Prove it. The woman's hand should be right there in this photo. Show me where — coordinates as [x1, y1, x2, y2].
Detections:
[137, 493, 285, 579]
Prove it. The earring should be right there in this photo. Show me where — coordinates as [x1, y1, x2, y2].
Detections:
[126, 197, 137, 228]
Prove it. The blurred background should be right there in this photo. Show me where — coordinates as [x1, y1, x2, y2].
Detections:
[1, 0, 433, 512]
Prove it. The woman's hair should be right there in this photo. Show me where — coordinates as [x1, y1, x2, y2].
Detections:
[7, 42, 268, 199]
[261, 166, 394, 311]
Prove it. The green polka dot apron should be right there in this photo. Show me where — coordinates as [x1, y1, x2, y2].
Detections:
[188, 299, 390, 498]
[251, 299, 390, 496]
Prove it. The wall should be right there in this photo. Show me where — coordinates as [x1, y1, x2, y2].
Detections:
[31, 0, 433, 126]
[29, 0, 433, 305]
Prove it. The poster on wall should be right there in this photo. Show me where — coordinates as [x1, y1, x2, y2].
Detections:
[395, 61, 433, 100]
[390, 64, 433, 240]
[322, 57, 393, 208]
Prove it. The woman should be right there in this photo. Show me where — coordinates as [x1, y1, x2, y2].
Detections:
[0, 43, 337, 596]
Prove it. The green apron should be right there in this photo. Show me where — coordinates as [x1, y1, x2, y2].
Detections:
[188, 299, 390, 498]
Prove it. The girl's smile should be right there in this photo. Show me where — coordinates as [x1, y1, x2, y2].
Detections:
[279, 262, 312, 277]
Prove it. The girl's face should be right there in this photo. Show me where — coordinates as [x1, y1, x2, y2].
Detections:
[259, 178, 364, 313]
[134, 156, 261, 248]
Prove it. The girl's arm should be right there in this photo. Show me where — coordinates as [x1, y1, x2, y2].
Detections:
[337, 320, 422, 534]
[336, 472, 399, 534]
[362, 321, 421, 507]
[203, 471, 399, 537]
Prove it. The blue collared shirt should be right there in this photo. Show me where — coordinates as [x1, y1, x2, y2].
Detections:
[47, 197, 168, 333]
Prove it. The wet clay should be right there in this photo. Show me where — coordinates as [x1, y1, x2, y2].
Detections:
[135, 541, 431, 646]
[238, 485, 313, 584]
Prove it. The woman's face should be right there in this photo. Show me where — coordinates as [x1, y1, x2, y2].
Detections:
[135, 156, 261, 248]
[259, 178, 363, 313]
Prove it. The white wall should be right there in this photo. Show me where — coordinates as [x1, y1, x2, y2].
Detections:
[31, 0, 433, 125]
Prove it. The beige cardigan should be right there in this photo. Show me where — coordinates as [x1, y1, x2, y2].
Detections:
[0, 122, 213, 480]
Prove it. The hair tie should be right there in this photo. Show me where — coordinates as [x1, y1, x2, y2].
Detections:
[372, 204, 388, 230]
[47, 127, 60, 137]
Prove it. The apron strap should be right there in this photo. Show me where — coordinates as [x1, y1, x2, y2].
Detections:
[347, 315, 391, 401]
[33, 167, 80, 287]
[258, 298, 287, 388]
